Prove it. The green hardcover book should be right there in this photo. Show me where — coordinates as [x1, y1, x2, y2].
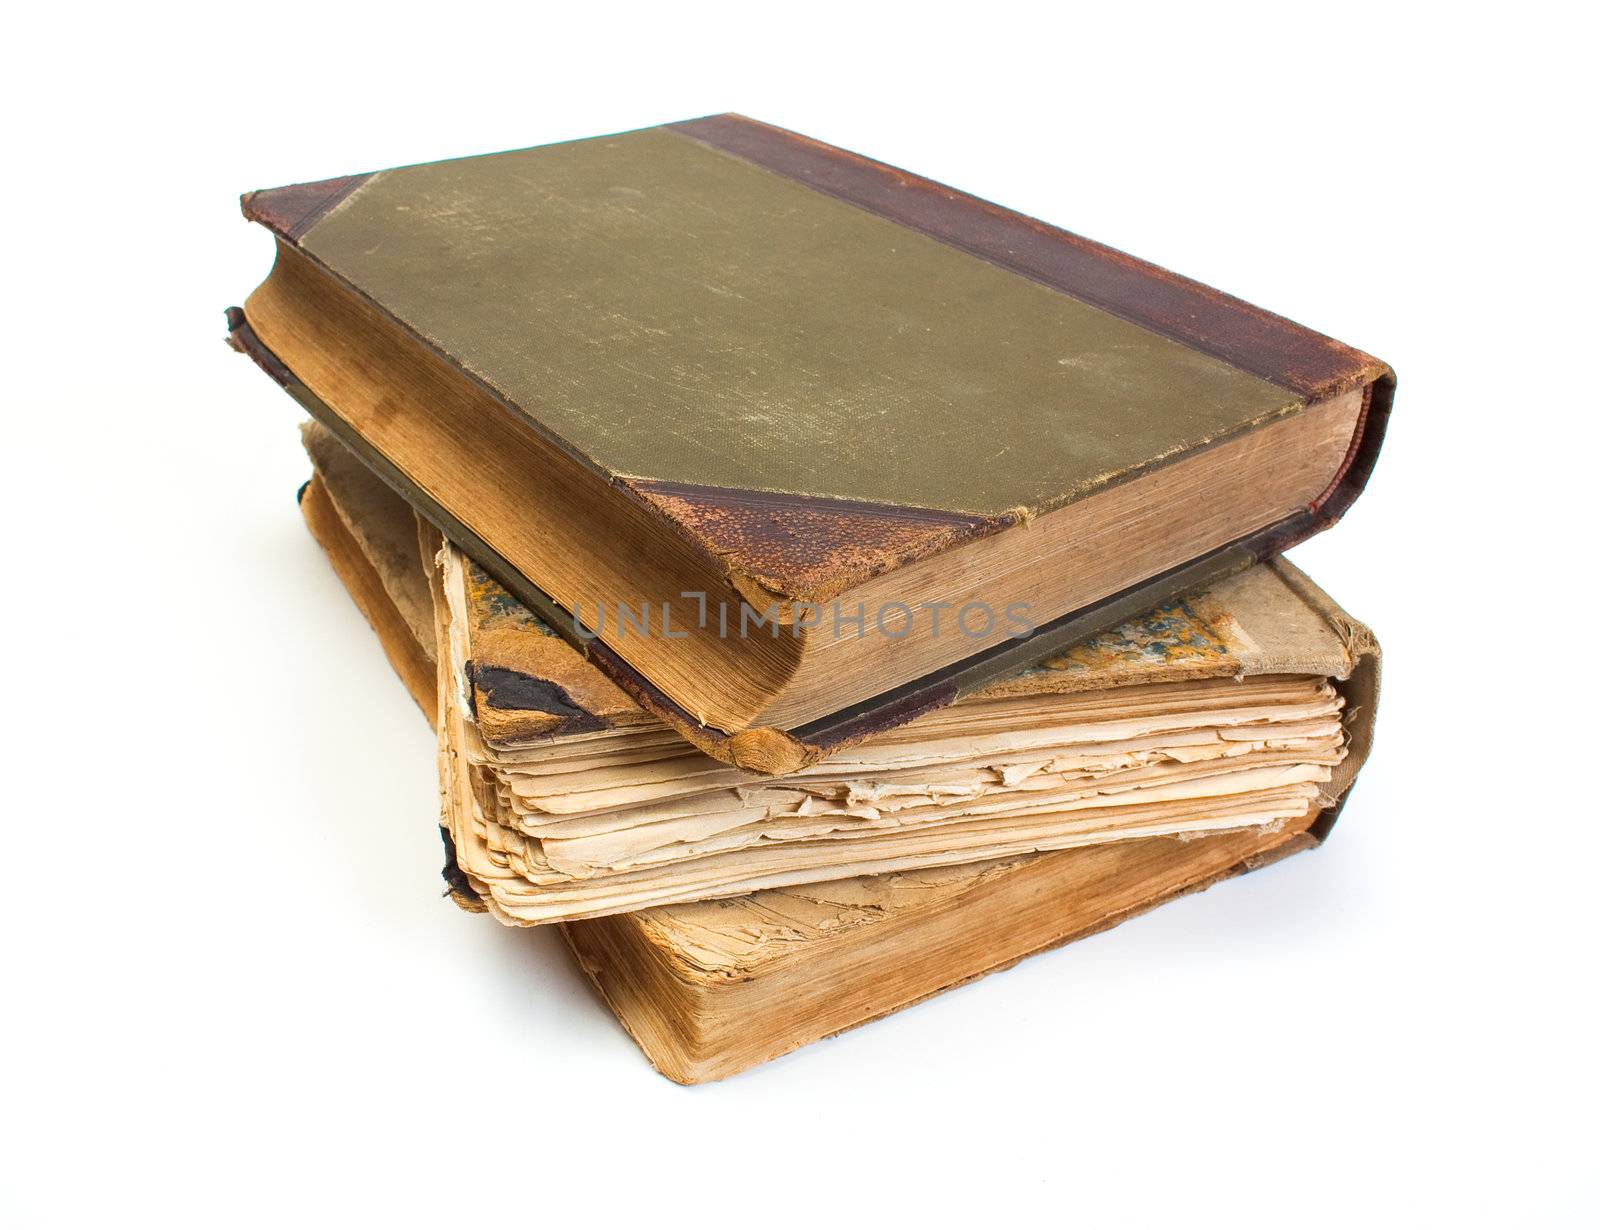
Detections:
[233, 114, 1391, 773]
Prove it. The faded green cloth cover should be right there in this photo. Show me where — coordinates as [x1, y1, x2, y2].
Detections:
[284, 127, 1298, 515]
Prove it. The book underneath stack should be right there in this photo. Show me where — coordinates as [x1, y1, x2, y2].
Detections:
[299, 423, 1378, 1081]
[233, 115, 1389, 1081]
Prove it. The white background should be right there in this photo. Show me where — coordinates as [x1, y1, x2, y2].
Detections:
[3, 3, 1594, 1225]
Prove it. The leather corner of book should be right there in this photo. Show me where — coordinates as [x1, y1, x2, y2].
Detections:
[226, 306, 298, 389]
[464, 658, 610, 742]
[438, 827, 489, 913]
[240, 172, 373, 242]
[618, 475, 1011, 602]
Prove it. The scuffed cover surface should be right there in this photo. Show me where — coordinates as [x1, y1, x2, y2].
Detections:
[623, 479, 1011, 604]
[455, 555, 641, 745]
[269, 125, 1300, 516]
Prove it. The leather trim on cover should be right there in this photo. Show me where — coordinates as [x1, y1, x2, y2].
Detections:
[241, 173, 373, 242]
[667, 114, 1388, 403]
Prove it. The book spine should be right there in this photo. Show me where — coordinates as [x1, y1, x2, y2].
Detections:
[669, 115, 1392, 403]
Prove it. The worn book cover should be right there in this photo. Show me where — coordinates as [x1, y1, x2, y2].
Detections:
[234, 113, 1392, 772]
[300, 426, 1379, 1081]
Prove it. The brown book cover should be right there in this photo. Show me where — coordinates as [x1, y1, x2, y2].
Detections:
[299, 429, 1379, 1081]
[235, 113, 1391, 772]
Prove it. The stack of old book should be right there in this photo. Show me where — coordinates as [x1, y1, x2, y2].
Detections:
[230, 114, 1390, 1083]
